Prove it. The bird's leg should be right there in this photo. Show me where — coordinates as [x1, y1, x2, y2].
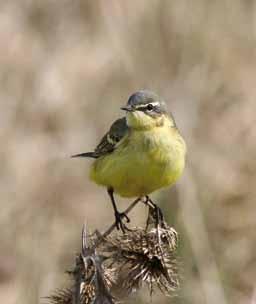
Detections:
[143, 196, 167, 248]
[144, 195, 164, 228]
[107, 187, 130, 232]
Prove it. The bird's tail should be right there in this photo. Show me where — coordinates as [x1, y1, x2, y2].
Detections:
[71, 152, 97, 158]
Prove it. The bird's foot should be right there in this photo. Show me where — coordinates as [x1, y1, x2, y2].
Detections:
[114, 211, 130, 233]
[144, 196, 165, 228]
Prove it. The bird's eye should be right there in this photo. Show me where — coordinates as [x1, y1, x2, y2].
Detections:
[147, 103, 154, 111]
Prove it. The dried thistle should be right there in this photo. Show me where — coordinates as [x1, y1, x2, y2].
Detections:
[47, 284, 95, 304]
[103, 223, 179, 295]
[47, 227, 115, 304]
[46, 199, 181, 303]
[47, 288, 73, 304]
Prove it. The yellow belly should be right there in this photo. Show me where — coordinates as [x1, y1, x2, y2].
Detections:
[90, 128, 186, 198]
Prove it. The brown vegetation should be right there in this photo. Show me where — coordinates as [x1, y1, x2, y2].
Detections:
[1, 1, 256, 303]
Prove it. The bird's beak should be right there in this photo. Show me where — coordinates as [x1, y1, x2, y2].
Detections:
[120, 105, 133, 112]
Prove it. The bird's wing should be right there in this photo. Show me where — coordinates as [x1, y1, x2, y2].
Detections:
[94, 117, 128, 157]
[72, 117, 129, 159]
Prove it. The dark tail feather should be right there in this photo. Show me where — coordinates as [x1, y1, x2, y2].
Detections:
[71, 152, 97, 158]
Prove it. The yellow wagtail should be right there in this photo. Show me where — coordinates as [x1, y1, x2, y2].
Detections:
[72, 90, 186, 230]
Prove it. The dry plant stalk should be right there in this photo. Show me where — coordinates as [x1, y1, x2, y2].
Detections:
[47, 198, 180, 304]
[103, 226, 179, 295]
[47, 227, 115, 304]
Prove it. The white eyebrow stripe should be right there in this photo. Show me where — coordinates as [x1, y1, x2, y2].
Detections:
[149, 101, 160, 107]
[135, 101, 160, 109]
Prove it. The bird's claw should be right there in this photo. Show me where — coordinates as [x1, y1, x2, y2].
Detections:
[114, 211, 130, 233]
[144, 196, 165, 228]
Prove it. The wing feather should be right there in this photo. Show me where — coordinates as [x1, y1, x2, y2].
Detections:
[94, 117, 128, 157]
[72, 117, 128, 159]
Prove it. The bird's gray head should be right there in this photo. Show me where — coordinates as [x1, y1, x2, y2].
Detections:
[121, 90, 167, 117]
[121, 90, 174, 129]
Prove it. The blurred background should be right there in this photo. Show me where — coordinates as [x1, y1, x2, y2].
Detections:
[1, 1, 256, 303]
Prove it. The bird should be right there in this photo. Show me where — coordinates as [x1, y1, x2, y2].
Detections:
[72, 90, 186, 231]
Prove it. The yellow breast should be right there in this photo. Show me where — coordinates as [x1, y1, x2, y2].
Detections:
[90, 125, 186, 198]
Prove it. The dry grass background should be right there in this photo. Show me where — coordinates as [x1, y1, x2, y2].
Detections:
[1, 1, 256, 303]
